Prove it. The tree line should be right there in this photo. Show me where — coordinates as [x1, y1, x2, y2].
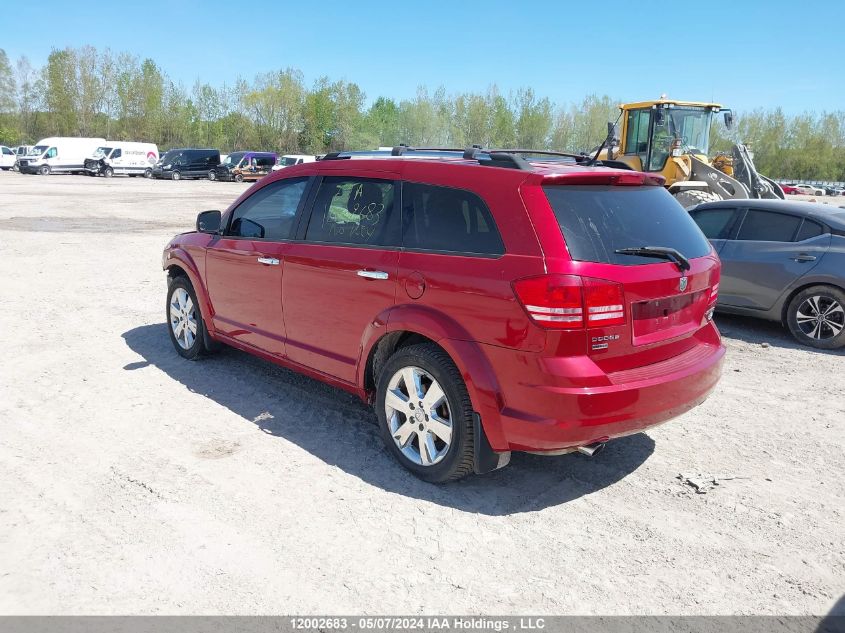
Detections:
[1, 46, 844, 181]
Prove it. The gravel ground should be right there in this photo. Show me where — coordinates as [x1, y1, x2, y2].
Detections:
[0, 172, 843, 615]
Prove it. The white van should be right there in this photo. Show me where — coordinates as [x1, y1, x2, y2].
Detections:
[83, 142, 159, 177]
[271, 154, 316, 171]
[18, 137, 106, 175]
[0, 145, 15, 170]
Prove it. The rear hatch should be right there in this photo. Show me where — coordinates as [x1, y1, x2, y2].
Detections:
[538, 183, 720, 374]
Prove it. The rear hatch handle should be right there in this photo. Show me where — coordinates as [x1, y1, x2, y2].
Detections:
[615, 246, 691, 272]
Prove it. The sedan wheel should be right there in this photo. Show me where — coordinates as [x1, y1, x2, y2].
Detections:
[787, 286, 845, 349]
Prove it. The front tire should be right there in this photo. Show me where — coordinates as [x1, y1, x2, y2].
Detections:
[376, 343, 475, 483]
[103, 166, 114, 178]
[786, 285, 845, 349]
[673, 189, 721, 209]
[166, 277, 216, 359]
[171, 170, 181, 181]
[38, 165, 50, 176]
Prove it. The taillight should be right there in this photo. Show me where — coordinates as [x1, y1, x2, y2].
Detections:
[709, 283, 719, 303]
[583, 279, 625, 327]
[513, 275, 625, 330]
[512, 275, 584, 329]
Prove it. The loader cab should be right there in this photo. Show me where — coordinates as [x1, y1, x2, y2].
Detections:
[618, 100, 719, 175]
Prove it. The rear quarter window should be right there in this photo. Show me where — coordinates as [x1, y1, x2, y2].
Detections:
[543, 185, 712, 265]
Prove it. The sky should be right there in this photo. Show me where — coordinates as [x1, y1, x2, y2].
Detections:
[2, 0, 844, 114]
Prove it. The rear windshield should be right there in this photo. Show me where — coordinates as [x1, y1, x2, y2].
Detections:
[543, 185, 712, 265]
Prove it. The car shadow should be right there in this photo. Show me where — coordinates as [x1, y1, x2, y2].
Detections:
[122, 323, 655, 516]
[716, 313, 845, 356]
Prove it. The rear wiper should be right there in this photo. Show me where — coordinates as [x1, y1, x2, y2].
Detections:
[615, 246, 691, 271]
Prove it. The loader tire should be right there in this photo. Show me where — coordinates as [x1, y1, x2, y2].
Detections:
[674, 189, 721, 209]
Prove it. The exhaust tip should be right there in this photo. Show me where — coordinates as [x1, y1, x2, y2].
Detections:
[576, 442, 606, 457]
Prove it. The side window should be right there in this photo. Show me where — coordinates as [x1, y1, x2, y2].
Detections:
[736, 210, 802, 242]
[2, 147, 13, 155]
[227, 177, 308, 241]
[46, 147, 57, 158]
[690, 208, 738, 240]
[795, 219, 824, 241]
[624, 109, 650, 161]
[111, 149, 122, 159]
[402, 182, 505, 255]
[304, 177, 398, 247]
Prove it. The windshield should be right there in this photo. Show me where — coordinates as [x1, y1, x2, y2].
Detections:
[648, 107, 713, 171]
[543, 185, 712, 265]
[223, 152, 246, 167]
[94, 146, 113, 158]
[31, 145, 48, 156]
[159, 150, 180, 164]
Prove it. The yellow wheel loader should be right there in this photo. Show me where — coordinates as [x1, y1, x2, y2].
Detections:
[598, 97, 784, 207]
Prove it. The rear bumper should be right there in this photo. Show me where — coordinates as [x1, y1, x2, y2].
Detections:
[483, 336, 725, 452]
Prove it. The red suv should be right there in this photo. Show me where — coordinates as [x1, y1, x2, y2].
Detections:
[162, 148, 724, 482]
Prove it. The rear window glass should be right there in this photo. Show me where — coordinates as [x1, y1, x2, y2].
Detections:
[543, 185, 712, 265]
[402, 183, 504, 255]
[736, 210, 801, 242]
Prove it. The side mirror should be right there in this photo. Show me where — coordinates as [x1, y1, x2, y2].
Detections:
[723, 111, 734, 129]
[196, 210, 222, 234]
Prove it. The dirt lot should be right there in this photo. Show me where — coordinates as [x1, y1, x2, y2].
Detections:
[0, 172, 842, 615]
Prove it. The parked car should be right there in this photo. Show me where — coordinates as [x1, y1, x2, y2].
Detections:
[823, 186, 842, 197]
[689, 198, 845, 349]
[0, 145, 15, 170]
[17, 137, 106, 175]
[162, 148, 725, 482]
[780, 184, 801, 195]
[211, 151, 277, 182]
[152, 148, 221, 180]
[794, 184, 825, 196]
[271, 154, 316, 171]
[83, 141, 159, 178]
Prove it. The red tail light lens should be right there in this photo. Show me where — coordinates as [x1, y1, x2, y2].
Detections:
[512, 275, 584, 329]
[583, 279, 626, 327]
[513, 275, 626, 329]
[709, 283, 719, 303]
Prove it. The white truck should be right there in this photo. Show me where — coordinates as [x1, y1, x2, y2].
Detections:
[83, 141, 159, 178]
[18, 137, 106, 175]
[271, 154, 317, 171]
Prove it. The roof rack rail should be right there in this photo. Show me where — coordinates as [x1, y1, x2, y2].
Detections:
[492, 148, 590, 163]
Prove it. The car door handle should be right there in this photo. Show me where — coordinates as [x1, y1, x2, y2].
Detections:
[791, 254, 816, 262]
[357, 270, 389, 280]
[257, 257, 280, 265]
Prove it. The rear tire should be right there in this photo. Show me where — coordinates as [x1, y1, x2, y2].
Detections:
[786, 285, 845, 349]
[375, 343, 475, 483]
[673, 189, 721, 209]
[143, 168, 152, 178]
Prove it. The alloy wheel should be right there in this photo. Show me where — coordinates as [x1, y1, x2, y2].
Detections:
[169, 287, 198, 350]
[384, 366, 453, 466]
[795, 295, 844, 340]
